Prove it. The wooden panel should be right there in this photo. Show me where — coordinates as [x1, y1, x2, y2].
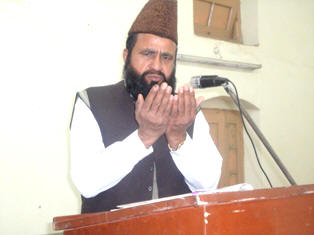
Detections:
[226, 110, 244, 185]
[64, 207, 204, 235]
[54, 196, 197, 231]
[202, 109, 227, 187]
[54, 185, 314, 235]
[204, 194, 314, 234]
[201, 108, 243, 188]
[194, 0, 242, 43]
[210, 2, 232, 30]
[194, 0, 212, 25]
[202, 108, 223, 149]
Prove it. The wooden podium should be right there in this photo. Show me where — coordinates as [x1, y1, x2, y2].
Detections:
[53, 184, 314, 235]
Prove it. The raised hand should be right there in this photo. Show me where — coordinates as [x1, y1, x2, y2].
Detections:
[166, 85, 203, 150]
[135, 82, 173, 148]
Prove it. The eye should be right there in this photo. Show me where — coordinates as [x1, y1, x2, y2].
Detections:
[140, 49, 155, 57]
[161, 53, 173, 61]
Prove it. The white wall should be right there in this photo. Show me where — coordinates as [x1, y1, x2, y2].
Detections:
[0, 0, 313, 234]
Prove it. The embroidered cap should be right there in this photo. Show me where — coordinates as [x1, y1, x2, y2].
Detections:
[128, 0, 177, 44]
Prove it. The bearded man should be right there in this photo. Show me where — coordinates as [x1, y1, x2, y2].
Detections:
[70, 0, 222, 214]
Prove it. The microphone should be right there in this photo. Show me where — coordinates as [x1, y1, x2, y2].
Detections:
[190, 75, 228, 88]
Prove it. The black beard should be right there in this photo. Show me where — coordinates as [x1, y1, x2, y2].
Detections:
[123, 62, 176, 100]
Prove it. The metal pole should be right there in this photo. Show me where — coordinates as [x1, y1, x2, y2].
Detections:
[223, 84, 297, 186]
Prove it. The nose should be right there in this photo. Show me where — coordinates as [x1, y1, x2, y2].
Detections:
[150, 54, 162, 71]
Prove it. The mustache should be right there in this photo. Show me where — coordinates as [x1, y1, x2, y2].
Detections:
[142, 70, 167, 82]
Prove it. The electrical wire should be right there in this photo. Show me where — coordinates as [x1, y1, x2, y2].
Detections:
[225, 79, 273, 188]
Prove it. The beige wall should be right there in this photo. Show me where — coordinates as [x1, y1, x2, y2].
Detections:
[0, 0, 313, 234]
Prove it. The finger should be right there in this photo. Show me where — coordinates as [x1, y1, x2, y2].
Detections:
[159, 85, 173, 114]
[135, 93, 144, 113]
[170, 94, 178, 117]
[164, 94, 174, 119]
[189, 86, 197, 116]
[178, 86, 185, 115]
[150, 82, 168, 113]
[142, 84, 159, 111]
[183, 85, 193, 116]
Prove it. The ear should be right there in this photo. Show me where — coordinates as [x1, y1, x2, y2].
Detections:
[123, 49, 128, 62]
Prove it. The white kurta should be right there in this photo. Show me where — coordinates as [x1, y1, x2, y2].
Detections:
[70, 97, 222, 198]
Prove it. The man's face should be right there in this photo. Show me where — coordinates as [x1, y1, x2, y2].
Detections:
[128, 33, 177, 85]
[123, 33, 177, 99]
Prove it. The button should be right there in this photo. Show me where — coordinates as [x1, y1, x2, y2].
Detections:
[148, 186, 152, 192]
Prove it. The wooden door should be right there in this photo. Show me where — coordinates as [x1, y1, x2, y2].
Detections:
[202, 108, 244, 188]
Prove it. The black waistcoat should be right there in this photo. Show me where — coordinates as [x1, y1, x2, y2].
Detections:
[81, 81, 193, 213]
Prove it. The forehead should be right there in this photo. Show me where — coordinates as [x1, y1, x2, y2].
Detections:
[133, 33, 177, 54]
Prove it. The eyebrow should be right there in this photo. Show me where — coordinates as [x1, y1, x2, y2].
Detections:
[140, 48, 174, 58]
[140, 48, 156, 54]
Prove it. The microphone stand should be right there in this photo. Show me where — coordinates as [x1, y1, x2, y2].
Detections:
[223, 84, 297, 186]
